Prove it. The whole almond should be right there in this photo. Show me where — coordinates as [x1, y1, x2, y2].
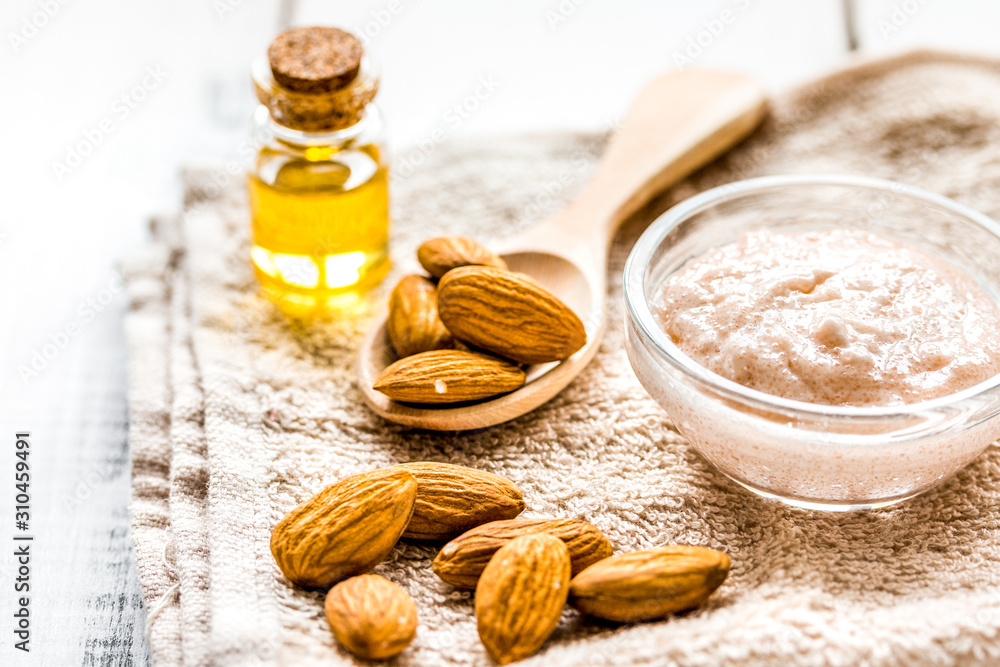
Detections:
[476, 533, 570, 664]
[373, 349, 525, 404]
[433, 518, 612, 588]
[417, 236, 507, 279]
[270, 468, 417, 588]
[325, 574, 417, 660]
[396, 462, 526, 540]
[388, 275, 453, 358]
[569, 546, 730, 622]
[437, 266, 586, 364]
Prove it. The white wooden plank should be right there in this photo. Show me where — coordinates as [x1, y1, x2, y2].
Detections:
[0, 1, 281, 664]
[852, 0, 1000, 55]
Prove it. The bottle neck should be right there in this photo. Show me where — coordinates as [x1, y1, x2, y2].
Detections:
[256, 104, 382, 149]
[251, 55, 380, 134]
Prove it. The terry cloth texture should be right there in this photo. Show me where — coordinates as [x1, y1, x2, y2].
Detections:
[126, 51, 1000, 666]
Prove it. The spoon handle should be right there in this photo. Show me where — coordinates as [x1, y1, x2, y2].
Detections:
[545, 70, 767, 254]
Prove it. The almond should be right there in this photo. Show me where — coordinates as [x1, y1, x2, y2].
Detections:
[417, 236, 507, 279]
[437, 266, 586, 364]
[270, 468, 417, 588]
[325, 574, 417, 660]
[396, 462, 526, 541]
[373, 349, 525, 404]
[433, 518, 612, 588]
[476, 533, 570, 664]
[387, 275, 453, 358]
[569, 546, 730, 622]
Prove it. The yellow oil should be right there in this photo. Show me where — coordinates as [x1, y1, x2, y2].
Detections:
[248, 141, 389, 310]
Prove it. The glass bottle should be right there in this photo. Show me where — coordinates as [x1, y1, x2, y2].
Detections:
[248, 27, 389, 310]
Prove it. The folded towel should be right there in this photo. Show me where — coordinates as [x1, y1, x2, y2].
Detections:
[126, 51, 1000, 666]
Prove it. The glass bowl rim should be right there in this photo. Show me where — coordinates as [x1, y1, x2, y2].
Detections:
[623, 173, 1000, 419]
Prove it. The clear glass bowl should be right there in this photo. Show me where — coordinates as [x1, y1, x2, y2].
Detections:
[623, 175, 1000, 511]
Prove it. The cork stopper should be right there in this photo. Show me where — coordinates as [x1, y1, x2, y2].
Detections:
[267, 27, 363, 94]
[254, 26, 378, 132]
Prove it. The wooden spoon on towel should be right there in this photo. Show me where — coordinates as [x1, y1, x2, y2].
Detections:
[358, 69, 767, 430]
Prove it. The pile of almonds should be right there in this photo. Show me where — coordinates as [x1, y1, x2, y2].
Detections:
[271, 462, 730, 663]
[373, 236, 587, 405]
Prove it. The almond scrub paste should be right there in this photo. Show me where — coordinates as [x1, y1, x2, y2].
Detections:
[656, 229, 1000, 406]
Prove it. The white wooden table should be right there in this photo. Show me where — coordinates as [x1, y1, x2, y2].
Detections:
[1, 1, 996, 664]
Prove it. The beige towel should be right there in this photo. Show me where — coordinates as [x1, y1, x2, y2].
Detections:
[127, 51, 1000, 666]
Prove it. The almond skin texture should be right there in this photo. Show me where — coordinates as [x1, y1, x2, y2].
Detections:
[373, 349, 525, 404]
[475, 534, 571, 664]
[417, 236, 508, 279]
[437, 266, 587, 364]
[270, 468, 417, 588]
[433, 518, 613, 588]
[325, 574, 418, 660]
[388, 275, 454, 358]
[569, 546, 730, 622]
[395, 462, 526, 541]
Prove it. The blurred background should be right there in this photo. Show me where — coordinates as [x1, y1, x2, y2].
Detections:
[1, 0, 998, 663]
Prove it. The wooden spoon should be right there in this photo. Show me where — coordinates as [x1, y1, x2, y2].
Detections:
[358, 70, 766, 431]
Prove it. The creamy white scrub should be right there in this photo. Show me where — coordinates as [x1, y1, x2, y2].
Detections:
[656, 229, 1000, 406]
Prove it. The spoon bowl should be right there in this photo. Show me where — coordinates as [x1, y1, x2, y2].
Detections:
[359, 250, 602, 430]
[358, 69, 767, 430]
